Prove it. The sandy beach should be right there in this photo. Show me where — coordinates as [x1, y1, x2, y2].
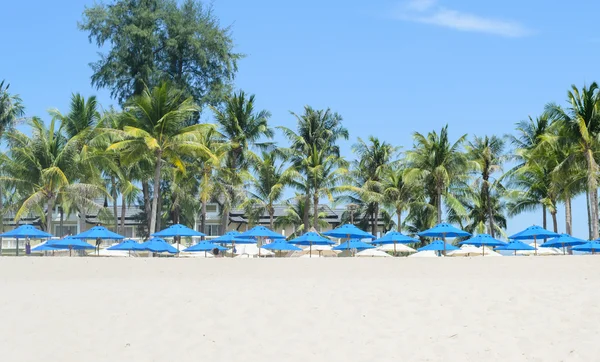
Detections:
[0, 257, 598, 362]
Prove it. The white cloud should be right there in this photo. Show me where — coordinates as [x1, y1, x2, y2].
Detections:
[395, 1, 531, 38]
[406, 0, 436, 12]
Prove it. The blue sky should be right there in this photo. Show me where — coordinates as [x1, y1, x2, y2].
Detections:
[2, 0, 599, 238]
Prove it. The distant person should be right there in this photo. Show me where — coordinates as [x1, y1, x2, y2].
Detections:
[25, 240, 31, 255]
[213, 248, 219, 256]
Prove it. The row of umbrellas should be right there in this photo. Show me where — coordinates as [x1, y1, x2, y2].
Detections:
[5, 221, 600, 257]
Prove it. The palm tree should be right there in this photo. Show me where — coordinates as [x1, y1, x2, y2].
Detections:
[210, 91, 273, 172]
[210, 90, 272, 232]
[241, 151, 292, 229]
[280, 106, 349, 230]
[406, 125, 471, 224]
[281, 106, 349, 157]
[350, 136, 398, 235]
[466, 135, 505, 237]
[546, 83, 600, 239]
[1, 117, 103, 232]
[448, 188, 507, 236]
[382, 166, 419, 233]
[50, 94, 105, 231]
[0, 80, 25, 234]
[301, 146, 348, 230]
[274, 196, 329, 238]
[196, 127, 228, 234]
[0, 80, 25, 141]
[108, 82, 214, 235]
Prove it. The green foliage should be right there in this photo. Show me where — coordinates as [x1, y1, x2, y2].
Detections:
[80, 0, 241, 106]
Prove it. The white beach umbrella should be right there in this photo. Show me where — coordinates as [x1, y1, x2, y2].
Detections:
[377, 244, 416, 253]
[408, 250, 444, 258]
[97, 243, 132, 257]
[517, 242, 561, 256]
[448, 245, 502, 257]
[356, 249, 392, 257]
[294, 245, 339, 257]
[228, 244, 274, 257]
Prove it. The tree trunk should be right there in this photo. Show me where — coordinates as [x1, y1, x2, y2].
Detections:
[484, 180, 495, 237]
[313, 194, 319, 231]
[201, 199, 207, 236]
[551, 211, 558, 233]
[565, 195, 572, 235]
[585, 149, 599, 239]
[586, 189, 592, 240]
[111, 176, 118, 231]
[269, 207, 274, 230]
[60, 208, 64, 236]
[303, 193, 310, 230]
[79, 206, 86, 234]
[120, 193, 127, 236]
[219, 203, 229, 235]
[396, 208, 402, 233]
[156, 184, 162, 232]
[149, 152, 162, 235]
[436, 186, 442, 224]
[542, 205, 547, 229]
[372, 203, 379, 236]
[47, 196, 55, 233]
[142, 180, 152, 234]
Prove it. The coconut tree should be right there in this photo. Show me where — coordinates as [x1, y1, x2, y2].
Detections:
[274, 196, 329, 238]
[301, 146, 348, 231]
[280, 106, 349, 230]
[546, 83, 600, 239]
[1, 117, 104, 232]
[241, 151, 293, 229]
[466, 135, 505, 237]
[350, 136, 398, 235]
[210, 91, 272, 232]
[405, 126, 471, 224]
[0, 80, 25, 235]
[381, 166, 419, 233]
[108, 82, 215, 234]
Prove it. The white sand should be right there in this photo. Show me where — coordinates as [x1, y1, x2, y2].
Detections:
[0, 257, 598, 361]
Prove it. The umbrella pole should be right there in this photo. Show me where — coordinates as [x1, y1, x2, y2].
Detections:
[310, 242, 312, 258]
[394, 241, 397, 257]
[232, 241, 235, 258]
[563, 243, 566, 255]
[442, 233, 446, 256]
[514, 250, 517, 256]
[16, 238, 18, 257]
[258, 237, 261, 257]
[534, 236, 537, 256]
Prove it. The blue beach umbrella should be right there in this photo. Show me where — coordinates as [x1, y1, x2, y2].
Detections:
[572, 241, 600, 254]
[184, 241, 228, 251]
[74, 226, 125, 240]
[373, 231, 419, 255]
[107, 239, 139, 251]
[418, 223, 470, 254]
[31, 241, 59, 252]
[333, 239, 375, 256]
[540, 234, 586, 255]
[134, 238, 178, 254]
[495, 240, 536, 255]
[238, 226, 286, 240]
[322, 224, 376, 240]
[0, 225, 54, 256]
[262, 240, 302, 257]
[509, 225, 560, 255]
[238, 226, 286, 257]
[417, 240, 459, 252]
[211, 231, 256, 244]
[47, 237, 95, 256]
[289, 231, 334, 257]
[458, 234, 507, 255]
[152, 224, 205, 238]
